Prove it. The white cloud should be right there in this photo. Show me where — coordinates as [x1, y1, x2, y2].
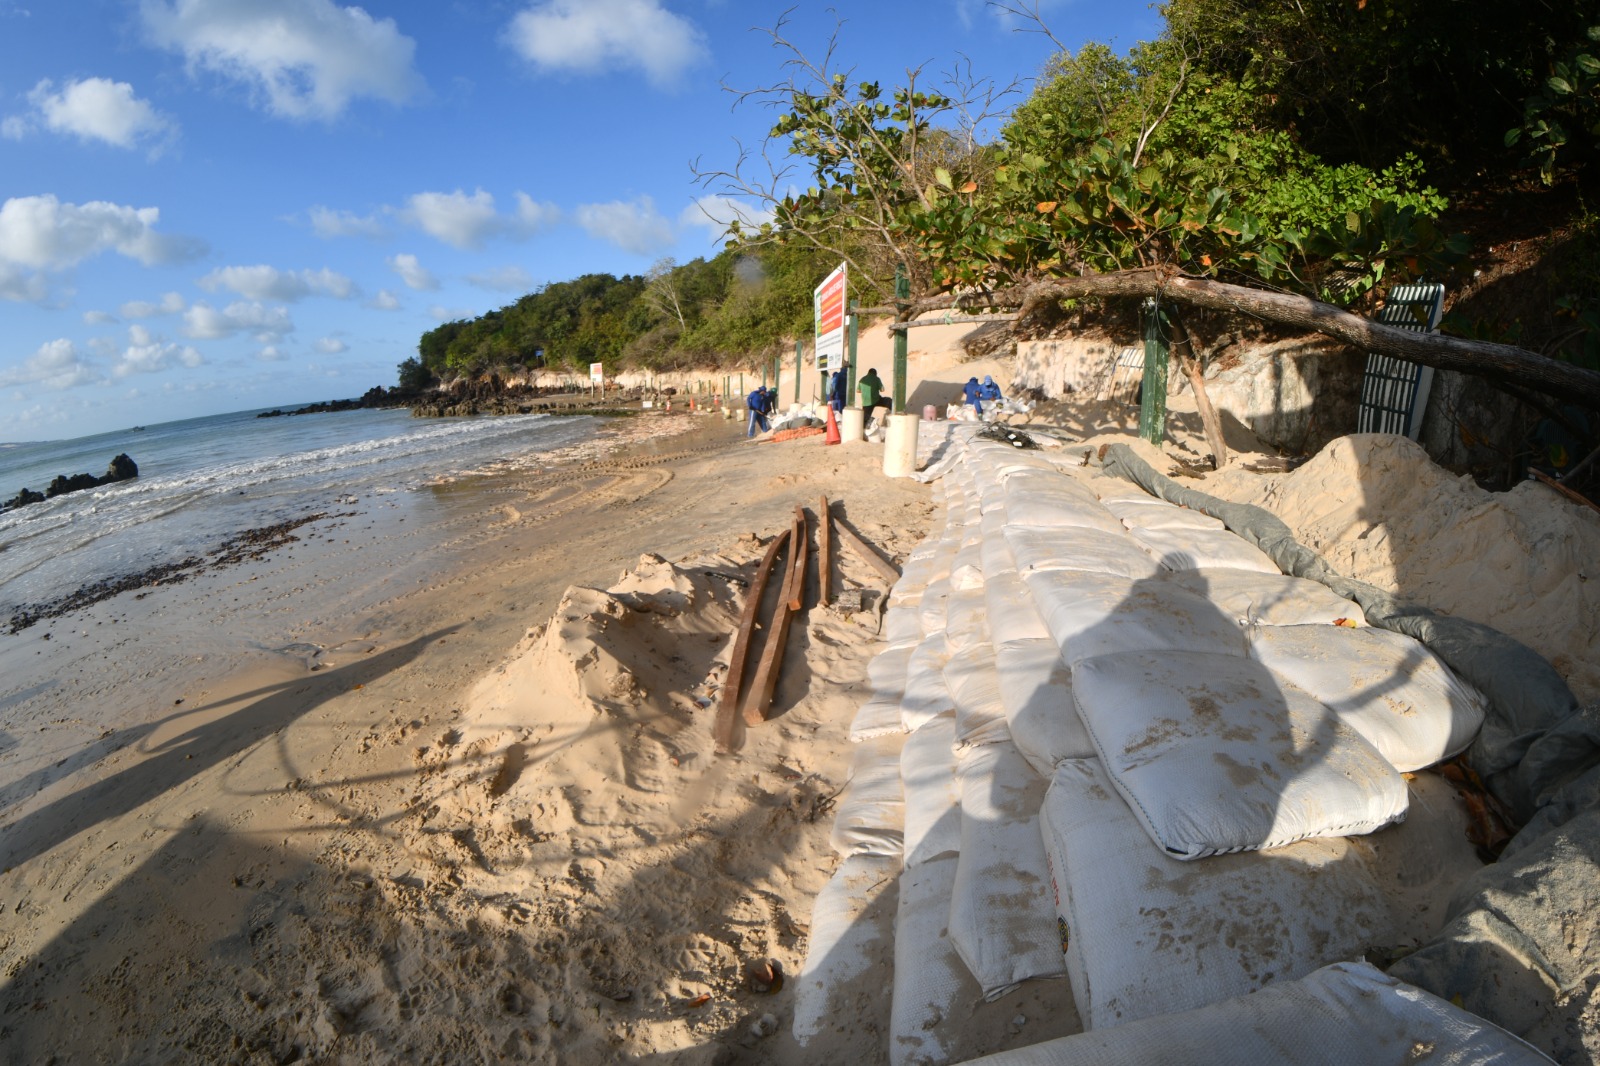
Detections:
[119, 291, 187, 318]
[467, 265, 533, 292]
[0, 194, 202, 271]
[387, 252, 437, 291]
[367, 288, 400, 310]
[17, 77, 176, 152]
[197, 264, 355, 301]
[257, 344, 287, 361]
[506, 0, 707, 87]
[678, 195, 774, 243]
[87, 336, 120, 356]
[308, 204, 388, 238]
[182, 299, 293, 340]
[0, 338, 102, 389]
[114, 327, 205, 377]
[402, 188, 558, 249]
[141, 0, 422, 121]
[313, 336, 347, 354]
[576, 195, 675, 255]
[83, 309, 120, 324]
[0, 262, 50, 303]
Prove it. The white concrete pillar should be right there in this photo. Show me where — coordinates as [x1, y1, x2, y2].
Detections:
[882, 413, 920, 478]
[840, 406, 866, 444]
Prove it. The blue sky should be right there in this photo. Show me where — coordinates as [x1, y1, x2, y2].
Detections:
[0, 0, 1159, 441]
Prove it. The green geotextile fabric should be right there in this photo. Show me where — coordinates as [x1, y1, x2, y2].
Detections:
[1100, 443, 1595, 824]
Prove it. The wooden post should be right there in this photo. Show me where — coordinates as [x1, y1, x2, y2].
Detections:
[818, 496, 833, 606]
[743, 506, 808, 726]
[893, 266, 909, 413]
[1140, 297, 1169, 446]
[787, 504, 808, 612]
[715, 529, 791, 752]
[833, 510, 901, 586]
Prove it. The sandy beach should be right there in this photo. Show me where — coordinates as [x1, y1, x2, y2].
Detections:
[0, 406, 945, 1063]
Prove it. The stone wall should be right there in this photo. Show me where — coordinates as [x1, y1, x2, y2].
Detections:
[1011, 336, 1129, 399]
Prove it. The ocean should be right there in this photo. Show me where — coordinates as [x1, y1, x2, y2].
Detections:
[0, 406, 600, 617]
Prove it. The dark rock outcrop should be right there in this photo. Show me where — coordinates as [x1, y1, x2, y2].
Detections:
[4, 454, 139, 513]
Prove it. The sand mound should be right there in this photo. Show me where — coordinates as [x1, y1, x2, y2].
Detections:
[1208, 434, 1600, 702]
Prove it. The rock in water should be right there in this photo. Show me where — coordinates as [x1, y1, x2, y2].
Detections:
[107, 453, 138, 480]
[3, 454, 140, 512]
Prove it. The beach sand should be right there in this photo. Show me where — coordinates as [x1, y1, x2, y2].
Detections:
[0, 407, 955, 1063]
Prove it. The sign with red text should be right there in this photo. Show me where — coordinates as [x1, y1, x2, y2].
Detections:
[813, 263, 847, 373]
[589, 362, 604, 387]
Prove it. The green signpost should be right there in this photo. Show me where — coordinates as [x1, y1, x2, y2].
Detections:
[1140, 298, 1169, 445]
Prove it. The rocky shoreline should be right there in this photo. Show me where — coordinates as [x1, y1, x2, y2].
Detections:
[257, 376, 665, 421]
[3, 453, 139, 514]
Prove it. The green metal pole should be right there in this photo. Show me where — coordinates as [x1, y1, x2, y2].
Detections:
[847, 300, 859, 404]
[892, 266, 909, 413]
[1140, 297, 1169, 445]
[773, 355, 780, 401]
[794, 339, 802, 404]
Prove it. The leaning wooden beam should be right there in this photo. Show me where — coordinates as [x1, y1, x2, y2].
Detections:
[715, 528, 791, 753]
[743, 507, 808, 726]
[818, 495, 833, 607]
[1531, 468, 1600, 518]
[787, 504, 808, 613]
[831, 509, 901, 586]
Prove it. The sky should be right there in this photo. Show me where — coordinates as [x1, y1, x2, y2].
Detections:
[0, 0, 1161, 441]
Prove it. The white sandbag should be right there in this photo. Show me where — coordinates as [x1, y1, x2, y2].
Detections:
[996, 638, 1094, 775]
[950, 536, 986, 590]
[830, 732, 908, 857]
[867, 642, 918, 696]
[1072, 650, 1408, 858]
[1006, 491, 1127, 536]
[1128, 525, 1281, 574]
[956, 960, 1550, 1065]
[891, 854, 980, 1066]
[902, 633, 955, 730]
[943, 643, 1012, 748]
[851, 692, 910, 742]
[943, 586, 990, 655]
[1024, 569, 1249, 666]
[1101, 495, 1224, 531]
[950, 741, 1066, 999]
[793, 854, 900, 1046]
[919, 577, 952, 636]
[1089, 477, 1161, 504]
[983, 572, 1052, 646]
[978, 509, 1018, 578]
[1039, 758, 1393, 1031]
[900, 715, 963, 867]
[1249, 625, 1488, 772]
[1002, 468, 1101, 502]
[1007, 527, 1163, 581]
[1162, 568, 1366, 627]
[884, 605, 925, 646]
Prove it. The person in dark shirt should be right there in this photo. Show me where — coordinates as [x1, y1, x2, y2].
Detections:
[746, 386, 770, 437]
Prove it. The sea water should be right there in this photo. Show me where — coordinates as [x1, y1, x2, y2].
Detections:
[0, 406, 598, 614]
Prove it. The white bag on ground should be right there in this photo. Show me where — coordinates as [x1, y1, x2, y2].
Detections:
[919, 577, 953, 636]
[830, 732, 908, 857]
[1129, 526, 1281, 574]
[1039, 758, 1393, 1031]
[954, 960, 1549, 1065]
[884, 605, 925, 646]
[867, 642, 917, 695]
[943, 586, 990, 655]
[996, 638, 1094, 775]
[1005, 490, 1128, 536]
[951, 536, 986, 590]
[943, 643, 1012, 748]
[793, 854, 900, 1046]
[984, 572, 1052, 646]
[851, 691, 910, 742]
[1072, 650, 1408, 858]
[1024, 569, 1249, 666]
[1249, 625, 1488, 771]
[979, 509, 1018, 578]
[1101, 495, 1224, 532]
[891, 854, 979, 1066]
[901, 714, 963, 868]
[1007, 527, 1163, 581]
[950, 741, 1067, 999]
[1162, 568, 1366, 627]
[901, 633, 955, 730]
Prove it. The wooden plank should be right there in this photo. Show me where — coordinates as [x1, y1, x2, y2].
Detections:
[787, 504, 808, 612]
[818, 495, 833, 606]
[832, 510, 901, 586]
[714, 528, 790, 752]
[743, 507, 806, 727]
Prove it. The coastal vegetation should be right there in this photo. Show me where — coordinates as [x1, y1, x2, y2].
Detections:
[411, 2, 1600, 455]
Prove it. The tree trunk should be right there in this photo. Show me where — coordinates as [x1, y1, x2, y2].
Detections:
[1166, 311, 1228, 469]
[864, 268, 1600, 411]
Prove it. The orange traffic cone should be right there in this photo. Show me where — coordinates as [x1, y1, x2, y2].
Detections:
[824, 404, 842, 445]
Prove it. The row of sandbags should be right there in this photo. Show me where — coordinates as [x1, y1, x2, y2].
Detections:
[799, 428, 1545, 1064]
